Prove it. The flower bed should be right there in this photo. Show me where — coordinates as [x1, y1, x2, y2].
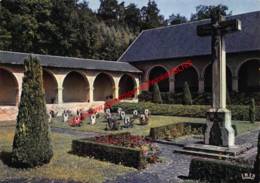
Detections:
[71, 133, 160, 169]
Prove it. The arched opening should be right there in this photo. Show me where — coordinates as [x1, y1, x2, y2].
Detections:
[204, 64, 232, 92]
[43, 70, 58, 104]
[0, 68, 18, 106]
[94, 73, 115, 101]
[238, 59, 260, 92]
[175, 67, 199, 92]
[63, 71, 89, 103]
[148, 66, 169, 92]
[119, 74, 136, 99]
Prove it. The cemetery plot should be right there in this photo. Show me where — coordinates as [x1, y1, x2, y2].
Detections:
[71, 132, 160, 169]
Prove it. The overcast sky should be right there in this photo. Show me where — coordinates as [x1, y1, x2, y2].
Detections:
[87, 0, 260, 19]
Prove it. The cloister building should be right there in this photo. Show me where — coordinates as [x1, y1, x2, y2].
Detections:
[0, 11, 260, 120]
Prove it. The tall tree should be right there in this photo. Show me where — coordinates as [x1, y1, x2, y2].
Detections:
[12, 56, 53, 168]
[152, 83, 162, 104]
[190, 4, 232, 21]
[141, 0, 165, 30]
[168, 13, 187, 25]
[98, 0, 121, 24]
[124, 3, 141, 32]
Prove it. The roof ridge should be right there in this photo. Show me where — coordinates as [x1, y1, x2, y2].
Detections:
[143, 10, 260, 32]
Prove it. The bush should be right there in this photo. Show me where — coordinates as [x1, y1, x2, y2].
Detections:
[71, 133, 159, 169]
[149, 122, 237, 140]
[189, 158, 252, 183]
[249, 98, 256, 123]
[112, 102, 260, 121]
[12, 56, 53, 168]
[183, 82, 192, 105]
[152, 83, 162, 103]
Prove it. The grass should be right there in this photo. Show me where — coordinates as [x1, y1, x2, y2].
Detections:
[51, 115, 260, 136]
[0, 127, 135, 183]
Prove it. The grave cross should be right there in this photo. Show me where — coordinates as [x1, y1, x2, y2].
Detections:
[197, 11, 241, 109]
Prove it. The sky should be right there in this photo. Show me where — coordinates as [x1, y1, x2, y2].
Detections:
[87, 0, 260, 19]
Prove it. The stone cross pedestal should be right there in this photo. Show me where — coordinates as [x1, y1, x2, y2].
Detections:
[197, 11, 241, 147]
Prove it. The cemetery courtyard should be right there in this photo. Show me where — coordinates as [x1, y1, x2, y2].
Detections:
[0, 113, 259, 183]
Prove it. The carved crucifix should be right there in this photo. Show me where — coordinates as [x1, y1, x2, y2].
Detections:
[197, 11, 241, 110]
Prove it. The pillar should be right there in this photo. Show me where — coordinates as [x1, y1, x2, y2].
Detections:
[198, 78, 205, 93]
[89, 86, 94, 103]
[169, 75, 175, 93]
[232, 76, 238, 92]
[57, 87, 63, 104]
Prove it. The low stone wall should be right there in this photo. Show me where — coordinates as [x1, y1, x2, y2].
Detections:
[0, 102, 105, 122]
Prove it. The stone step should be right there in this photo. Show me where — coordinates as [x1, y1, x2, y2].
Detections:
[174, 149, 238, 160]
[183, 143, 253, 156]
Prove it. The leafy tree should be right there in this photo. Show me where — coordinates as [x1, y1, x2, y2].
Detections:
[12, 56, 53, 168]
[249, 98, 256, 123]
[98, 0, 121, 23]
[183, 82, 192, 105]
[125, 3, 141, 32]
[152, 83, 162, 104]
[168, 13, 187, 25]
[190, 4, 232, 21]
[141, 0, 165, 29]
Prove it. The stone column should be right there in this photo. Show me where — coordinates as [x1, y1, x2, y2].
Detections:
[198, 78, 205, 93]
[89, 86, 94, 103]
[169, 75, 175, 93]
[232, 76, 238, 92]
[57, 87, 63, 104]
[114, 86, 119, 99]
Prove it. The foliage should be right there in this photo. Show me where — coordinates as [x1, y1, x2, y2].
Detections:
[113, 102, 260, 121]
[72, 133, 160, 169]
[168, 13, 187, 25]
[152, 83, 162, 104]
[249, 98, 256, 123]
[190, 4, 232, 21]
[12, 56, 53, 168]
[183, 82, 192, 105]
[189, 158, 252, 183]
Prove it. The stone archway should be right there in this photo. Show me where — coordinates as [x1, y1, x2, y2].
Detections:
[63, 71, 89, 103]
[238, 59, 260, 92]
[43, 70, 58, 104]
[94, 73, 115, 101]
[148, 66, 169, 92]
[175, 66, 199, 92]
[0, 68, 18, 106]
[119, 74, 136, 99]
[204, 64, 232, 92]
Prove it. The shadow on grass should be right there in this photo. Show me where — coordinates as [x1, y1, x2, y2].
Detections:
[0, 151, 14, 167]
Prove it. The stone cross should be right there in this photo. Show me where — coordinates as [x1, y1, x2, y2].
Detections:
[197, 11, 241, 147]
[197, 11, 241, 109]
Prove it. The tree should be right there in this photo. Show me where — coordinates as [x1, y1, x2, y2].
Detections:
[152, 83, 162, 104]
[98, 0, 122, 24]
[183, 82, 192, 105]
[249, 98, 256, 123]
[12, 56, 53, 168]
[168, 13, 187, 25]
[190, 4, 232, 21]
[125, 3, 141, 32]
[141, 0, 165, 30]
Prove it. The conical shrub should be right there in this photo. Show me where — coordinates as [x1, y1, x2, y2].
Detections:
[152, 83, 162, 104]
[183, 82, 192, 105]
[12, 56, 53, 168]
[249, 98, 256, 123]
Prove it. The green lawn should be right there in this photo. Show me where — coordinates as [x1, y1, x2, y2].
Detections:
[51, 115, 260, 136]
[0, 127, 135, 183]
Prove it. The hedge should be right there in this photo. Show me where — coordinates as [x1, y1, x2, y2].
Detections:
[112, 102, 260, 121]
[71, 133, 146, 169]
[149, 122, 238, 140]
[189, 158, 253, 183]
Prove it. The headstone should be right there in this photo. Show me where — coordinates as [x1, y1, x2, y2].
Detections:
[117, 107, 122, 115]
[144, 109, 150, 117]
[124, 116, 131, 126]
[63, 111, 69, 122]
[90, 114, 96, 125]
[120, 111, 126, 120]
[197, 11, 241, 147]
[133, 110, 138, 118]
[105, 108, 111, 114]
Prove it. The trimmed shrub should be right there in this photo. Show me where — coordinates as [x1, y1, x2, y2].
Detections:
[249, 98, 256, 123]
[254, 132, 260, 181]
[112, 102, 260, 121]
[152, 83, 162, 104]
[12, 56, 53, 168]
[149, 122, 237, 140]
[183, 82, 192, 105]
[71, 133, 158, 169]
[189, 158, 252, 183]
